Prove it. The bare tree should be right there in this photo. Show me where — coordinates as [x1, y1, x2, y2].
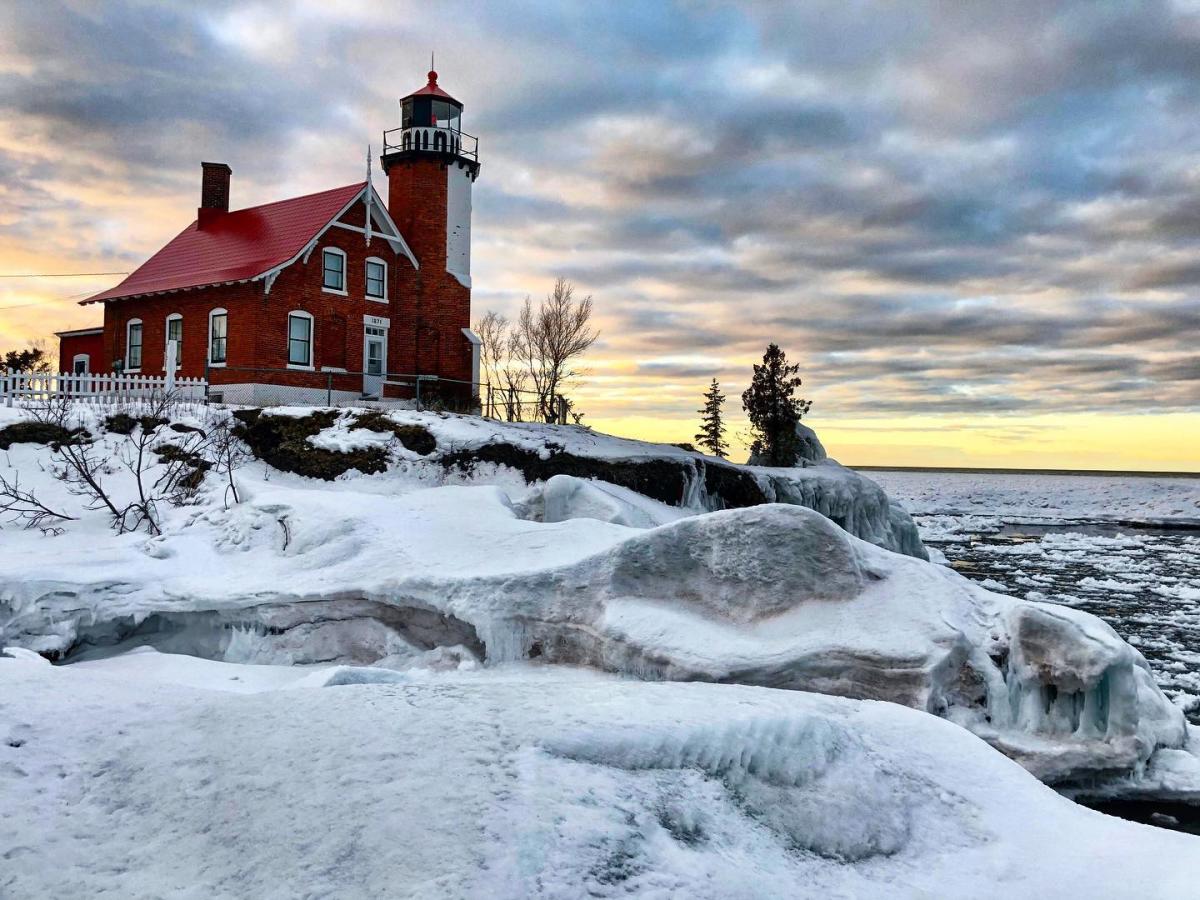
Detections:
[474, 310, 509, 395]
[474, 308, 532, 421]
[512, 277, 599, 422]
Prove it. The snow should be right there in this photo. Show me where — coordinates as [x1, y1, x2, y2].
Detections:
[2, 650, 1198, 899]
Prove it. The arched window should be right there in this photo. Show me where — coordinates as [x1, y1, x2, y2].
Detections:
[287, 311, 314, 368]
[365, 257, 387, 302]
[208, 308, 228, 366]
[125, 319, 143, 371]
[165, 313, 183, 370]
[434, 130, 447, 152]
[72, 354, 90, 375]
[322, 247, 347, 293]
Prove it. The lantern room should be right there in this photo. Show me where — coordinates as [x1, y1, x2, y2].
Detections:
[401, 70, 462, 131]
[383, 70, 479, 167]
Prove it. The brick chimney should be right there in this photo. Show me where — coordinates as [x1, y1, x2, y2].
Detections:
[198, 161, 232, 228]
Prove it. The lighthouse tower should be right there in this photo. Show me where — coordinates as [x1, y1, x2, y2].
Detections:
[381, 69, 481, 389]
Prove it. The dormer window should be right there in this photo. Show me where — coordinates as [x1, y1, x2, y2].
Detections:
[322, 247, 346, 293]
[365, 258, 387, 302]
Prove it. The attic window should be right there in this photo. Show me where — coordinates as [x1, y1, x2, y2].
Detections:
[365, 258, 387, 301]
[322, 248, 346, 293]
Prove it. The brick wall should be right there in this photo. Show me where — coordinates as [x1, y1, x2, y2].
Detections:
[98, 224, 415, 395]
[56, 332, 105, 373]
[386, 156, 474, 387]
[91, 178, 474, 400]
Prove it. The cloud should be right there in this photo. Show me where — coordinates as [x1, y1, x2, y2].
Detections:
[2, 0, 1199, 440]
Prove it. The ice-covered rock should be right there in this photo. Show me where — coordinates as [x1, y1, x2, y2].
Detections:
[528, 474, 688, 528]
[747, 420, 827, 466]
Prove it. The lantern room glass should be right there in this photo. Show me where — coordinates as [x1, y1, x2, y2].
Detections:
[432, 100, 460, 131]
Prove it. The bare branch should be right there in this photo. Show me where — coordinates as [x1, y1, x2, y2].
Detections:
[0, 472, 76, 531]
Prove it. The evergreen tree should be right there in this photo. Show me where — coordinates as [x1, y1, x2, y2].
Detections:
[741, 344, 812, 467]
[3, 344, 49, 373]
[694, 378, 729, 458]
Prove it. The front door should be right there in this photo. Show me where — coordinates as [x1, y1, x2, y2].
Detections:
[363, 325, 387, 397]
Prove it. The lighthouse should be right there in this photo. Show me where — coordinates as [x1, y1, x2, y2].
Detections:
[381, 68, 481, 388]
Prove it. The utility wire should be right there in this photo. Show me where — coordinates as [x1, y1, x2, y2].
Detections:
[0, 271, 130, 278]
[0, 289, 112, 312]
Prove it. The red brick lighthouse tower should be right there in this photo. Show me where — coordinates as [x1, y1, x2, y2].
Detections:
[381, 68, 482, 392]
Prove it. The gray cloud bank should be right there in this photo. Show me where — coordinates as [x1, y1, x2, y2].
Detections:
[2, 0, 1198, 419]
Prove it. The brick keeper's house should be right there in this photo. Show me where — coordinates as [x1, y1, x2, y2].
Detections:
[57, 69, 482, 406]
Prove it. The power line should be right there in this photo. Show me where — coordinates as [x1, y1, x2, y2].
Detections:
[0, 290, 104, 312]
[0, 271, 130, 278]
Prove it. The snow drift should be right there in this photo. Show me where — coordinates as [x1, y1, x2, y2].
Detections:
[3, 653, 1198, 899]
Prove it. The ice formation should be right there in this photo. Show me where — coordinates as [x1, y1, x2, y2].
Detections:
[0, 404, 1188, 793]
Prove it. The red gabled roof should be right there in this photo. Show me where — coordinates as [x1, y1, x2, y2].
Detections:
[82, 182, 367, 305]
[401, 70, 461, 105]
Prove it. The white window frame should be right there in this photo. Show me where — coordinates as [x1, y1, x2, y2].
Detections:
[286, 310, 315, 370]
[365, 256, 388, 303]
[72, 354, 90, 375]
[208, 308, 228, 368]
[125, 318, 143, 372]
[321, 247, 347, 296]
[165, 313, 183, 370]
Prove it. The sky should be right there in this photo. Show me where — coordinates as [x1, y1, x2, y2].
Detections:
[1, 1, 1199, 471]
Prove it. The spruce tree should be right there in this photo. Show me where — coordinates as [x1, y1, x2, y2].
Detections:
[741, 344, 812, 467]
[695, 378, 729, 458]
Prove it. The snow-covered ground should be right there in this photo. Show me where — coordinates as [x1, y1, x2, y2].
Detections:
[3, 404, 1200, 895]
[4, 648, 1199, 899]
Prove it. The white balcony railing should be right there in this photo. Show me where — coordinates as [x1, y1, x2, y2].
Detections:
[382, 126, 478, 163]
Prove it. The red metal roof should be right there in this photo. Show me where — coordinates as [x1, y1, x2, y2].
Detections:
[82, 182, 367, 305]
[401, 70, 461, 105]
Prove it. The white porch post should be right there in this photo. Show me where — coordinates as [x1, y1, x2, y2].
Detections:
[165, 340, 178, 393]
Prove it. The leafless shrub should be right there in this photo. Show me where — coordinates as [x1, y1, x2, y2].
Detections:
[208, 415, 249, 509]
[24, 391, 75, 430]
[54, 437, 129, 532]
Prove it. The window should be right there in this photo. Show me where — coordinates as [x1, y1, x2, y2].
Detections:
[209, 309, 228, 365]
[365, 258, 387, 301]
[72, 354, 89, 375]
[166, 314, 183, 369]
[322, 248, 346, 292]
[432, 100, 459, 130]
[126, 319, 143, 371]
[287, 312, 313, 367]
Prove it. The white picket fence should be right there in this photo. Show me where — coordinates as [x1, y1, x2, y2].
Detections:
[2, 369, 207, 407]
